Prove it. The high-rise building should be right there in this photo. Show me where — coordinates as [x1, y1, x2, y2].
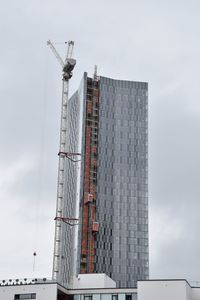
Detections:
[55, 73, 148, 288]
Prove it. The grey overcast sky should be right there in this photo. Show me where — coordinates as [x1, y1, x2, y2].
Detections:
[0, 0, 200, 283]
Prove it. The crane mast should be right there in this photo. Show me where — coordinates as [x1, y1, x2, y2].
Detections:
[47, 40, 76, 281]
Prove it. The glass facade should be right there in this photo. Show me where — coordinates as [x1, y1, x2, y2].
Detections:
[94, 77, 148, 287]
[57, 75, 86, 287]
[73, 293, 137, 300]
[59, 74, 148, 288]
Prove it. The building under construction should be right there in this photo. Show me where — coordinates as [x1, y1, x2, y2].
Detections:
[53, 69, 148, 288]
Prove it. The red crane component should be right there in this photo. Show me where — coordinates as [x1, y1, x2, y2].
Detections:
[92, 222, 99, 233]
[58, 152, 81, 156]
[58, 152, 81, 162]
[54, 216, 79, 226]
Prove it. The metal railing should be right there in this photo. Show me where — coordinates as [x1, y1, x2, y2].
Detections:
[0, 277, 55, 286]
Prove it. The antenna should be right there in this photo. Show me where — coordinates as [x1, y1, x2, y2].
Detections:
[94, 65, 98, 81]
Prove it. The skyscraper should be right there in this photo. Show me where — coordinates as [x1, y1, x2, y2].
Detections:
[54, 73, 148, 288]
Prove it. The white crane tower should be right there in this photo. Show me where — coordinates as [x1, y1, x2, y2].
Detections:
[47, 40, 79, 281]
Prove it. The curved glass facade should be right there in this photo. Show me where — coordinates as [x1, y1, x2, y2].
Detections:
[58, 74, 148, 288]
[95, 77, 148, 287]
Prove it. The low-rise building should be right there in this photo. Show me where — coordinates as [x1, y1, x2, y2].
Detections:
[1, 275, 200, 300]
[138, 279, 200, 300]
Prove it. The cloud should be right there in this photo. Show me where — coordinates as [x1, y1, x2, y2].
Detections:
[0, 0, 200, 283]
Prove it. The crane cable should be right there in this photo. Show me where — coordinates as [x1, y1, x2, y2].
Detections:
[32, 44, 49, 272]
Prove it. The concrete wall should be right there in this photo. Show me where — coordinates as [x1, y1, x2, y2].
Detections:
[0, 283, 57, 300]
[73, 274, 116, 289]
[192, 288, 200, 300]
[2, 278, 200, 300]
[138, 280, 190, 300]
[186, 282, 192, 299]
[104, 274, 116, 288]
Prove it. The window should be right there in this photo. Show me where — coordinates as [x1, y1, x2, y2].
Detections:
[14, 294, 36, 299]
[84, 296, 92, 300]
[125, 295, 132, 300]
[112, 295, 118, 300]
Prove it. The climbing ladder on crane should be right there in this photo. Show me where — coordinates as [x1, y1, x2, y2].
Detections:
[47, 40, 80, 281]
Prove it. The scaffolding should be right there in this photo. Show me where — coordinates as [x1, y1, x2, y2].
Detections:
[80, 73, 100, 273]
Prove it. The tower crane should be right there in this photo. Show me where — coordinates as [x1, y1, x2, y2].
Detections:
[47, 40, 80, 281]
[47, 40, 76, 79]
